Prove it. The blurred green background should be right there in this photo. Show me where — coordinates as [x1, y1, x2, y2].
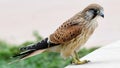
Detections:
[0, 32, 98, 68]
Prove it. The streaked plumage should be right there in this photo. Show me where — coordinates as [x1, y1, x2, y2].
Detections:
[12, 4, 104, 65]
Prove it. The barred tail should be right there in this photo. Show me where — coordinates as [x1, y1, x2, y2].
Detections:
[10, 38, 59, 63]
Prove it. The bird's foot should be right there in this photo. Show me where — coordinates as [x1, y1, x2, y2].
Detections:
[71, 60, 90, 65]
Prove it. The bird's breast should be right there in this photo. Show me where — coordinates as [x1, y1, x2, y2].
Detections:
[60, 20, 98, 58]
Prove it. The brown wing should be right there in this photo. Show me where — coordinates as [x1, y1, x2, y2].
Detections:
[49, 17, 85, 44]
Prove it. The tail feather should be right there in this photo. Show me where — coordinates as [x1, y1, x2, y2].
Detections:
[20, 38, 59, 51]
[9, 49, 45, 64]
[20, 49, 46, 60]
[20, 38, 48, 51]
[13, 50, 36, 59]
[10, 37, 59, 64]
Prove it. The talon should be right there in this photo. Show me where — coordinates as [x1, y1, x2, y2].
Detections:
[72, 60, 90, 65]
[82, 60, 90, 63]
[83, 60, 90, 63]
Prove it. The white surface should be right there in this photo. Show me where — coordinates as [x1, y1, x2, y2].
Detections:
[66, 40, 120, 68]
[0, 0, 120, 47]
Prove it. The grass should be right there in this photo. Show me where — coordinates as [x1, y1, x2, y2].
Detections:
[0, 32, 99, 68]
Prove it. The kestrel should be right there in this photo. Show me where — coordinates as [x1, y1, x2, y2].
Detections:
[13, 4, 104, 65]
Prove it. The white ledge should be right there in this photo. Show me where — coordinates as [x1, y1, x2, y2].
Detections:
[66, 40, 120, 68]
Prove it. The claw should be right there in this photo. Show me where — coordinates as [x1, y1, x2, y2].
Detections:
[81, 60, 90, 63]
[72, 60, 90, 65]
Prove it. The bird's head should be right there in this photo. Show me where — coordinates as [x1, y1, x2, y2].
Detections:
[82, 4, 104, 20]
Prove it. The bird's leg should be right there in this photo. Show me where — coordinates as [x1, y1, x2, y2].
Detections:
[71, 51, 90, 65]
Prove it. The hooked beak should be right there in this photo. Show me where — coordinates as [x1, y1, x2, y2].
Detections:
[100, 10, 104, 18]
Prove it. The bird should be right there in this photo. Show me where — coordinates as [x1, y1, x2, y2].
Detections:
[12, 3, 104, 65]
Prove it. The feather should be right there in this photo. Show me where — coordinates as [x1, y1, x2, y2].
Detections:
[8, 49, 45, 64]
[10, 38, 59, 64]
